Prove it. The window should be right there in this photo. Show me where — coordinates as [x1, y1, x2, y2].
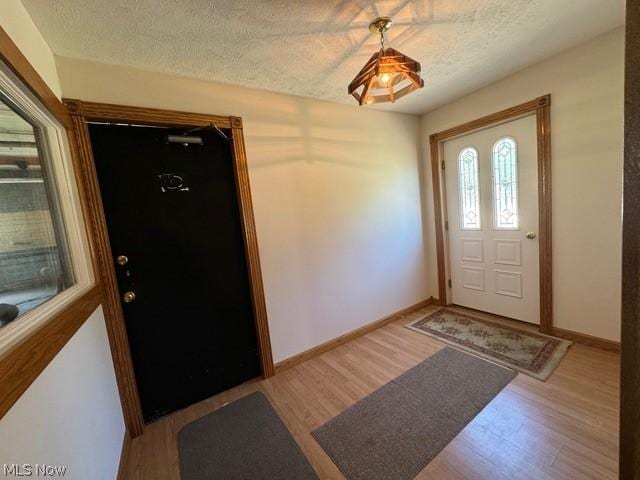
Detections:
[457, 146, 481, 230]
[0, 60, 91, 350]
[0, 95, 73, 328]
[492, 137, 519, 230]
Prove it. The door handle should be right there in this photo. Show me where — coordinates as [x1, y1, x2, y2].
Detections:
[526, 232, 537, 239]
[116, 255, 129, 266]
[122, 291, 136, 303]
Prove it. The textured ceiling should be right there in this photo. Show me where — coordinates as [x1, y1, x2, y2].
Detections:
[21, 0, 625, 115]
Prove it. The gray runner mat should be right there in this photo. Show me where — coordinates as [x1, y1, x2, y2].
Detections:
[178, 391, 318, 480]
[312, 347, 517, 480]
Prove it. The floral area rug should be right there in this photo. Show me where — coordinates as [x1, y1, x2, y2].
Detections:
[406, 308, 571, 380]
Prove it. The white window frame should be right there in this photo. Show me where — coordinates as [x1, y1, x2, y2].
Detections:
[0, 62, 94, 355]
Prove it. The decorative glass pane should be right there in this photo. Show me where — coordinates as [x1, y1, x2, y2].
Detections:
[457, 147, 481, 230]
[492, 137, 519, 229]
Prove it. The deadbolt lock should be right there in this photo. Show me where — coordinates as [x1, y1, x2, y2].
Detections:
[122, 291, 136, 303]
[116, 255, 129, 266]
[526, 232, 537, 239]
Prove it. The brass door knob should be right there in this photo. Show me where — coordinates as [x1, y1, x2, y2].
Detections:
[116, 255, 129, 266]
[122, 291, 136, 303]
[526, 232, 537, 239]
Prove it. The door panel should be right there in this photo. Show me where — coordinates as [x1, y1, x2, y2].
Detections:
[89, 123, 260, 421]
[461, 239, 484, 262]
[462, 266, 485, 291]
[444, 115, 539, 323]
[495, 240, 521, 266]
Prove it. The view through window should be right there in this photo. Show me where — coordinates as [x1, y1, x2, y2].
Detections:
[0, 95, 73, 329]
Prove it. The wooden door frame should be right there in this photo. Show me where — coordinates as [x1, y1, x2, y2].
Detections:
[64, 99, 275, 437]
[429, 94, 552, 333]
[621, 1, 639, 476]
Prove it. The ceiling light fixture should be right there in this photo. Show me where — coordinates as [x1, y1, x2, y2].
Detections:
[348, 17, 424, 106]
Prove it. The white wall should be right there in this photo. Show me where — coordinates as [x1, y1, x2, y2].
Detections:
[421, 28, 624, 341]
[0, 0, 60, 97]
[0, 308, 124, 480]
[0, 2, 125, 478]
[55, 57, 428, 362]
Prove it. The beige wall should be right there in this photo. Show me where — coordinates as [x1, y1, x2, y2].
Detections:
[55, 56, 429, 362]
[421, 28, 624, 341]
[0, 308, 124, 480]
[0, 2, 125, 478]
[0, 0, 60, 97]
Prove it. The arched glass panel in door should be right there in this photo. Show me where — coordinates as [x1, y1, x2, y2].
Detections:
[457, 147, 481, 230]
[492, 137, 519, 229]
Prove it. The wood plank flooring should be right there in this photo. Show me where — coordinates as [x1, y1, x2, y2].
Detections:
[121, 305, 620, 479]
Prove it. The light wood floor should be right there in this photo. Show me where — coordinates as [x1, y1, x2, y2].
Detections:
[121, 305, 620, 479]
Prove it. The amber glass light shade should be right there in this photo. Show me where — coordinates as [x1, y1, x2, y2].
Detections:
[348, 47, 424, 106]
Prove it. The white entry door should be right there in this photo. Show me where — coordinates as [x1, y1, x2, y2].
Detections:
[444, 115, 539, 324]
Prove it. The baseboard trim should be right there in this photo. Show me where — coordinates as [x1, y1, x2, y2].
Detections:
[552, 327, 620, 352]
[117, 430, 131, 480]
[274, 298, 435, 373]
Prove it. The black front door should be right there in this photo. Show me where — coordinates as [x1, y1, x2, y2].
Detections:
[89, 123, 260, 422]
